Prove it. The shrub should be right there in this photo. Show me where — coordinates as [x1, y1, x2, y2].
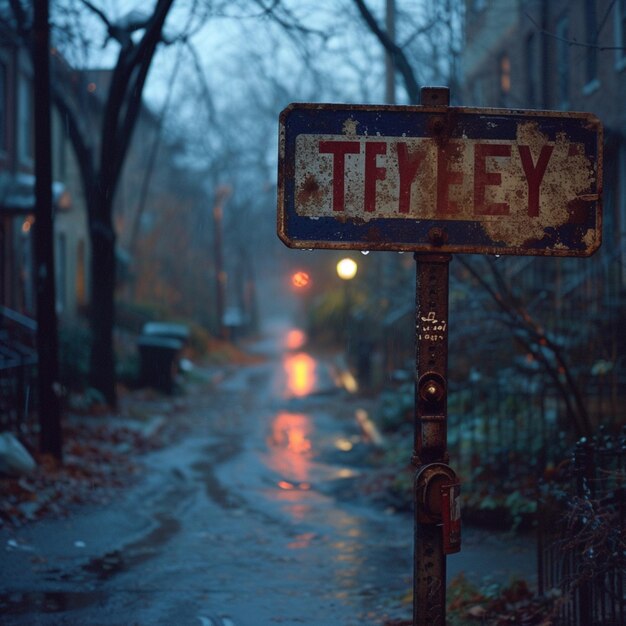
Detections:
[58, 322, 91, 391]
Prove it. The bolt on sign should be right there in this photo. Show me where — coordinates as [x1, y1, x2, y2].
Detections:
[277, 103, 602, 256]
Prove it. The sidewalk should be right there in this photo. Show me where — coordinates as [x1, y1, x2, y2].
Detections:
[0, 330, 539, 625]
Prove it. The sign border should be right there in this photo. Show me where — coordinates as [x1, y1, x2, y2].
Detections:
[277, 102, 603, 257]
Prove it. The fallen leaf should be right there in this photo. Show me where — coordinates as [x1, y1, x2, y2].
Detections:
[467, 604, 488, 618]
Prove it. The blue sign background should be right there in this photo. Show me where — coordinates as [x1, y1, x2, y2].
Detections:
[277, 103, 602, 257]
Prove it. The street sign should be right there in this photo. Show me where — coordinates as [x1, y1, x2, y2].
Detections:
[277, 103, 602, 257]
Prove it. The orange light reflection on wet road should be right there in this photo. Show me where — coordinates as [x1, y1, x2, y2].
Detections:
[283, 352, 317, 398]
[268, 411, 313, 483]
[284, 328, 306, 350]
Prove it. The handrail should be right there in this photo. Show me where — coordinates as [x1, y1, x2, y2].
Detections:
[0, 305, 37, 332]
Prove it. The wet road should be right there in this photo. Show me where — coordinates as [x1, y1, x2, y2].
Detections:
[0, 321, 535, 625]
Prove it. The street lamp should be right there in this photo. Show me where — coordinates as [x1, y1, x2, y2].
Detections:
[291, 270, 311, 289]
[336, 258, 357, 281]
[336, 258, 358, 355]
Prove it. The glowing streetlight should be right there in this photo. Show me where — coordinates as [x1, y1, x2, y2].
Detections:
[336, 258, 358, 281]
[291, 270, 311, 289]
[336, 258, 358, 359]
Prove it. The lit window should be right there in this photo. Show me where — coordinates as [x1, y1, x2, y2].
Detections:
[498, 54, 510, 106]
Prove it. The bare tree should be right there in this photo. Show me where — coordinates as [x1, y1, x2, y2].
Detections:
[7, 0, 192, 405]
[349, 0, 596, 441]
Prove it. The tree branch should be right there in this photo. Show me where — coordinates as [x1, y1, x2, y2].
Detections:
[100, 0, 175, 199]
[458, 256, 592, 438]
[352, 0, 420, 103]
[524, 10, 626, 51]
[7, 0, 31, 42]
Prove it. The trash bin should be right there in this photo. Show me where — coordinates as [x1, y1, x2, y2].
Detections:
[222, 307, 245, 342]
[141, 322, 190, 346]
[137, 335, 183, 394]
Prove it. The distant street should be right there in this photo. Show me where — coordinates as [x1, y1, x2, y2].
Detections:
[0, 320, 535, 625]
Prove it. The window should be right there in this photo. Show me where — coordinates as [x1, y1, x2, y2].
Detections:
[584, 0, 599, 91]
[620, 143, 626, 287]
[556, 16, 569, 108]
[53, 110, 67, 179]
[55, 232, 66, 313]
[498, 54, 510, 107]
[525, 33, 538, 107]
[76, 239, 87, 308]
[0, 60, 7, 154]
[17, 73, 34, 164]
[472, 0, 486, 12]
[616, 0, 626, 70]
[472, 76, 485, 106]
[0, 222, 5, 305]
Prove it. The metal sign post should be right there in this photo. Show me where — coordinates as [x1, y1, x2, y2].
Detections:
[413, 250, 455, 625]
[412, 87, 458, 626]
[276, 88, 602, 625]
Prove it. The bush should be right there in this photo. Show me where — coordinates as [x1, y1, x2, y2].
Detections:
[59, 322, 91, 391]
[377, 382, 414, 432]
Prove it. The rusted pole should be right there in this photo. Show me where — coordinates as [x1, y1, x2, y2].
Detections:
[413, 252, 452, 626]
[412, 86, 460, 626]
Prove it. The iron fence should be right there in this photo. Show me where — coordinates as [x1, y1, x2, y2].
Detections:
[448, 371, 571, 483]
[538, 432, 626, 626]
[0, 306, 38, 437]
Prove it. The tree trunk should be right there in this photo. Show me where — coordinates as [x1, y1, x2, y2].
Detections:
[88, 189, 117, 407]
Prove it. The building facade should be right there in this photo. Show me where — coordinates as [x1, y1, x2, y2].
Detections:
[0, 25, 90, 322]
[461, 0, 626, 422]
[463, 0, 626, 278]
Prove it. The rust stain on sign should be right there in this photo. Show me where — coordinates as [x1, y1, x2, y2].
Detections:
[278, 103, 602, 257]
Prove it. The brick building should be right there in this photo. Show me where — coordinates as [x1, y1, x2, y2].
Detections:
[0, 24, 90, 322]
[463, 0, 626, 275]
[460, 0, 626, 423]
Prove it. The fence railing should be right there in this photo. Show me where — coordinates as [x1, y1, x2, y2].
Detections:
[448, 371, 571, 483]
[0, 306, 38, 437]
[538, 432, 626, 626]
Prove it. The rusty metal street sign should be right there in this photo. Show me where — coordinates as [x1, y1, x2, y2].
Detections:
[276, 87, 603, 626]
[278, 102, 602, 257]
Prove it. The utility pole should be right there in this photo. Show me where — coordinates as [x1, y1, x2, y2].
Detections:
[33, 0, 62, 460]
[385, 0, 396, 105]
[213, 185, 230, 339]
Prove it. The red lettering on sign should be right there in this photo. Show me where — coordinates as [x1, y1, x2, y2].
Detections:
[397, 143, 424, 214]
[474, 143, 511, 215]
[437, 144, 463, 215]
[518, 145, 554, 217]
[364, 142, 387, 212]
[319, 141, 360, 212]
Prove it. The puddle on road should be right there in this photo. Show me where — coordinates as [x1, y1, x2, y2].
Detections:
[193, 439, 245, 510]
[40, 485, 190, 587]
[80, 512, 180, 581]
[283, 328, 307, 351]
[282, 352, 318, 398]
[0, 590, 108, 615]
[267, 411, 313, 485]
